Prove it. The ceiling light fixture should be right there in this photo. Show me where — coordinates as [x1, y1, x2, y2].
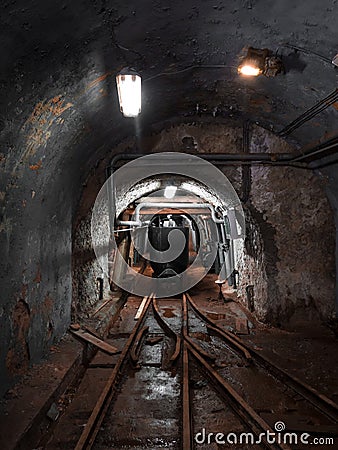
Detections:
[116, 68, 141, 117]
[238, 47, 283, 77]
[164, 186, 177, 199]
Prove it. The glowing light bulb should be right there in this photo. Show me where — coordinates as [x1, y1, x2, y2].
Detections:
[238, 64, 261, 76]
[164, 186, 177, 199]
[116, 70, 141, 117]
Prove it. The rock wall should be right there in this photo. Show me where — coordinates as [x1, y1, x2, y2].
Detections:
[72, 212, 111, 320]
[244, 126, 335, 323]
[0, 156, 73, 398]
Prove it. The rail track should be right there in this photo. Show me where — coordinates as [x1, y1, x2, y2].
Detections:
[181, 293, 338, 449]
[39, 292, 338, 449]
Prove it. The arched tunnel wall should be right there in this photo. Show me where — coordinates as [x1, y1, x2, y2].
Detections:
[73, 121, 335, 326]
[1, 0, 337, 399]
[1, 114, 336, 398]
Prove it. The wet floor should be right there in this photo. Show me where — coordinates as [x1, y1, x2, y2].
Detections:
[94, 302, 182, 449]
[25, 276, 338, 450]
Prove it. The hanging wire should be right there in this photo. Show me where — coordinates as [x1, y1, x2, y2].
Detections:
[113, 42, 335, 85]
[281, 43, 333, 64]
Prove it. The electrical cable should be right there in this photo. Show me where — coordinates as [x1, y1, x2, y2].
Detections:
[143, 65, 237, 82]
[281, 43, 333, 64]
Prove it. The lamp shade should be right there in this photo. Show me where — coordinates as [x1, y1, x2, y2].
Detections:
[164, 186, 177, 199]
[116, 69, 141, 117]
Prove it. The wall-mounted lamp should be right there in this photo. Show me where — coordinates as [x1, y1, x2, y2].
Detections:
[116, 68, 141, 117]
[238, 47, 283, 77]
[239, 64, 262, 76]
[238, 47, 267, 76]
[332, 54, 338, 67]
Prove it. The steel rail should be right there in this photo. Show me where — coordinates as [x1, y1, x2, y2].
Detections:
[184, 334, 216, 362]
[151, 295, 191, 448]
[246, 346, 338, 423]
[182, 342, 192, 450]
[152, 297, 181, 362]
[183, 294, 216, 359]
[187, 293, 338, 423]
[74, 294, 153, 450]
[186, 293, 251, 360]
[129, 326, 149, 365]
[181, 294, 193, 450]
[206, 323, 252, 360]
[186, 341, 291, 450]
[74, 289, 338, 450]
[182, 294, 289, 450]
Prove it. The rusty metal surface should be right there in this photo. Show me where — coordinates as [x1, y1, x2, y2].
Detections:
[187, 292, 252, 360]
[152, 296, 181, 363]
[182, 342, 192, 450]
[129, 326, 149, 365]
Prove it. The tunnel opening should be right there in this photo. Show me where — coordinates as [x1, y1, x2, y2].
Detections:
[103, 166, 245, 301]
[114, 182, 217, 283]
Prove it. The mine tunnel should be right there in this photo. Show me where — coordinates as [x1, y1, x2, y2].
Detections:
[0, 1, 338, 449]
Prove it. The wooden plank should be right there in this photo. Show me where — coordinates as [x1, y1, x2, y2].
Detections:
[92, 298, 111, 317]
[70, 329, 119, 355]
[135, 295, 149, 320]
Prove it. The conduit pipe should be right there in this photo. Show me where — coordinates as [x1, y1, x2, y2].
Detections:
[118, 202, 225, 226]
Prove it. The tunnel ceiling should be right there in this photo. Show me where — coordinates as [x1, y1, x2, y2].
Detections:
[1, 0, 338, 187]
